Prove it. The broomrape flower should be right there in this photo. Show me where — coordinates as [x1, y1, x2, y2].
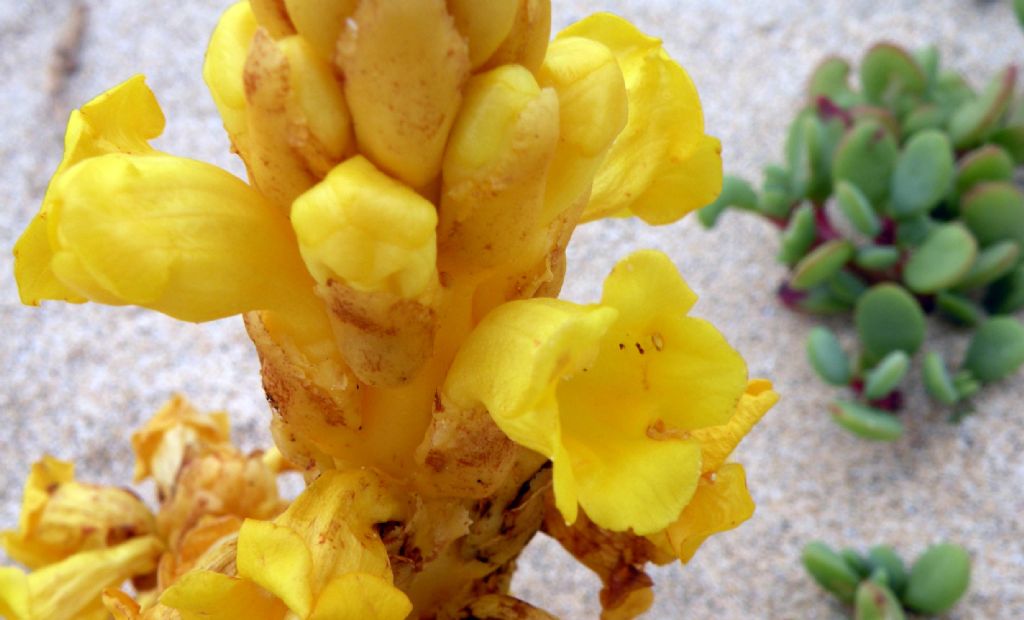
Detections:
[10, 0, 771, 616]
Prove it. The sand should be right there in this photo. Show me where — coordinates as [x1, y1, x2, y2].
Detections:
[1, 0, 1022, 617]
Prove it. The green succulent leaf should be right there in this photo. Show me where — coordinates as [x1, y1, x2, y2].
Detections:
[836, 180, 881, 237]
[827, 269, 868, 305]
[963, 317, 1024, 383]
[860, 43, 927, 106]
[889, 130, 954, 219]
[954, 370, 982, 400]
[854, 581, 906, 620]
[842, 548, 873, 578]
[902, 104, 946, 136]
[833, 120, 900, 205]
[991, 126, 1024, 164]
[912, 45, 940, 87]
[933, 70, 976, 117]
[809, 56, 855, 105]
[895, 214, 936, 247]
[922, 351, 959, 405]
[903, 544, 971, 615]
[961, 182, 1024, 248]
[954, 240, 1021, 291]
[955, 145, 1015, 197]
[778, 203, 818, 265]
[698, 175, 759, 228]
[867, 546, 908, 596]
[903, 223, 977, 294]
[856, 284, 926, 363]
[802, 541, 861, 603]
[935, 291, 985, 327]
[948, 66, 1017, 149]
[983, 266, 1024, 315]
[759, 165, 794, 219]
[831, 400, 904, 441]
[791, 240, 855, 290]
[855, 245, 902, 271]
[1016, 0, 1024, 30]
[863, 350, 910, 400]
[796, 285, 854, 315]
[807, 326, 852, 386]
[853, 106, 902, 139]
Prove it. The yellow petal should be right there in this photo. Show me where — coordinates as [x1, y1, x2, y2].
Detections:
[0, 567, 29, 620]
[46, 152, 314, 322]
[291, 155, 438, 298]
[2, 455, 155, 569]
[691, 379, 779, 474]
[561, 14, 721, 225]
[337, 0, 469, 187]
[655, 463, 756, 563]
[559, 422, 702, 536]
[439, 64, 560, 273]
[283, 0, 357, 61]
[159, 570, 288, 620]
[443, 298, 618, 458]
[101, 589, 141, 620]
[272, 470, 407, 593]
[14, 75, 164, 306]
[237, 519, 314, 617]
[446, 0, 520, 69]
[203, 2, 257, 156]
[537, 36, 628, 223]
[130, 394, 231, 491]
[8, 536, 163, 620]
[309, 573, 413, 620]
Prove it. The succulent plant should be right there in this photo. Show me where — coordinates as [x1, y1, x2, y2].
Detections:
[802, 541, 970, 618]
[701, 43, 1024, 439]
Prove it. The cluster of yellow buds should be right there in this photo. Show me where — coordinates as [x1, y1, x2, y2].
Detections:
[7, 1, 777, 618]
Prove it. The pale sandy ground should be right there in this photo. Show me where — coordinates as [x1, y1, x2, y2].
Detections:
[2, 1, 1023, 618]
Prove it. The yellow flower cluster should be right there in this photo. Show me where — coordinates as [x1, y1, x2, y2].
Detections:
[9, 1, 776, 617]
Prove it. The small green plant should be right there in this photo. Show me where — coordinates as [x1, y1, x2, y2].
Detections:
[701, 43, 1024, 439]
[802, 541, 971, 618]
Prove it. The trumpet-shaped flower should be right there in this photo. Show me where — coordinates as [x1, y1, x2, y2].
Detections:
[1, 456, 155, 570]
[13, 76, 319, 326]
[444, 250, 748, 534]
[562, 13, 723, 225]
[159, 469, 411, 620]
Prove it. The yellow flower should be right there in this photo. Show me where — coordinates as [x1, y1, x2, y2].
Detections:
[159, 469, 411, 620]
[12, 76, 318, 325]
[0, 535, 163, 620]
[1, 455, 155, 570]
[443, 250, 748, 534]
[562, 13, 723, 225]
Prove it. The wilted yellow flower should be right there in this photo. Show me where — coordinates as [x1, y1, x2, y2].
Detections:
[2, 456, 155, 570]
[131, 394, 231, 497]
[0, 535, 163, 620]
[444, 250, 749, 534]
[159, 469, 411, 620]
